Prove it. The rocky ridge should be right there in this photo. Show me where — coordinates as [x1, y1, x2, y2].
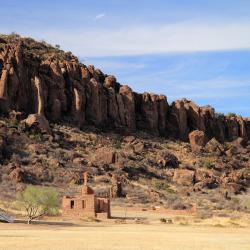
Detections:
[0, 34, 249, 143]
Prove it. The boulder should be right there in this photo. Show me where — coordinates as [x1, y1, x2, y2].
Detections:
[173, 169, 195, 186]
[189, 130, 206, 152]
[93, 148, 117, 165]
[123, 136, 136, 143]
[9, 167, 26, 183]
[23, 114, 51, 135]
[72, 157, 86, 165]
[224, 183, 246, 194]
[195, 168, 218, 189]
[133, 142, 145, 154]
[156, 151, 179, 168]
[205, 137, 224, 155]
[9, 110, 25, 121]
[27, 144, 47, 154]
[231, 137, 247, 148]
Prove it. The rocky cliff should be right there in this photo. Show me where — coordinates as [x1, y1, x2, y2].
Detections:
[0, 34, 249, 142]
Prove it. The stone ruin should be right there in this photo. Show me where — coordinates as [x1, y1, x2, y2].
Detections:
[62, 172, 111, 219]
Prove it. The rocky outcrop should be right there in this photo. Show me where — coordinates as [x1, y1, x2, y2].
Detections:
[0, 36, 249, 142]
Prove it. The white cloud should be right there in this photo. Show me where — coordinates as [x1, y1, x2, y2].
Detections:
[26, 20, 250, 57]
[94, 13, 106, 20]
[4, 20, 250, 57]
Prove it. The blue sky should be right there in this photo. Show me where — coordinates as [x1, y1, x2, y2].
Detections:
[1, 0, 250, 116]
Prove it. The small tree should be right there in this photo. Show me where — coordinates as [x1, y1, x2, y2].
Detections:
[227, 112, 237, 118]
[17, 186, 59, 224]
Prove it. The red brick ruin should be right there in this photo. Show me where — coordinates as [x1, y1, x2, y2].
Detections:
[62, 172, 111, 219]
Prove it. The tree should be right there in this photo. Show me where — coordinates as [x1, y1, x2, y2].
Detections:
[227, 112, 237, 118]
[17, 186, 59, 224]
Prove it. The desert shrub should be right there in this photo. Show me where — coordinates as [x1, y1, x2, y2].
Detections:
[224, 143, 231, 151]
[214, 223, 224, 227]
[160, 218, 173, 224]
[241, 197, 250, 212]
[197, 209, 213, 219]
[172, 200, 192, 210]
[160, 218, 167, 223]
[179, 221, 189, 226]
[215, 112, 225, 119]
[29, 133, 43, 142]
[203, 158, 214, 169]
[226, 197, 242, 211]
[111, 138, 122, 149]
[153, 180, 175, 193]
[0, 43, 6, 51]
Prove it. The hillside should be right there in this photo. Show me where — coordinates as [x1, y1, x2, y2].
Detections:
[0, 34, 250, 217]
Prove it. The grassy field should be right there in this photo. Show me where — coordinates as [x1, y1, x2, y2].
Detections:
[0, 223, 250, 250]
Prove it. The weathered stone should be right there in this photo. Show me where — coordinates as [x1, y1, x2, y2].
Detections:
[168, 100, 188, 140]
[23, 114, 51, 134]
[104, 75, 117, 89]
[119, 85, 136, 131]
[205, 138, 224, 154]
[123, 136, 136, 143]
[189, 130, 206, 152]
[156, 151, 179, 168]
[9, 167, 26, 183]
[173, 169, 195, 186]
[93, 148, 117, 165]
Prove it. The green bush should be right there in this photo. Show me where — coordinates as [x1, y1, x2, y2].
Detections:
[17, 186, 59, 224]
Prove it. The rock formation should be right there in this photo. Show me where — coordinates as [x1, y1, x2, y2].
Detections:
[0, 35, 249, 142]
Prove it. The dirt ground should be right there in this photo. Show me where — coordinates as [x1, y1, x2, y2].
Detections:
[1, 207, 250, 250]
[0, 223, 250, 250]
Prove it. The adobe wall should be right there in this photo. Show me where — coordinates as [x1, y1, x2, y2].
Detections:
[95, 197, 111, 218]
[62, 194, 96, 217]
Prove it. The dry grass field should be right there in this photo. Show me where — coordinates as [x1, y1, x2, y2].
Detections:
[1, 206, 250, 250]
[0, 223, 250, 250]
